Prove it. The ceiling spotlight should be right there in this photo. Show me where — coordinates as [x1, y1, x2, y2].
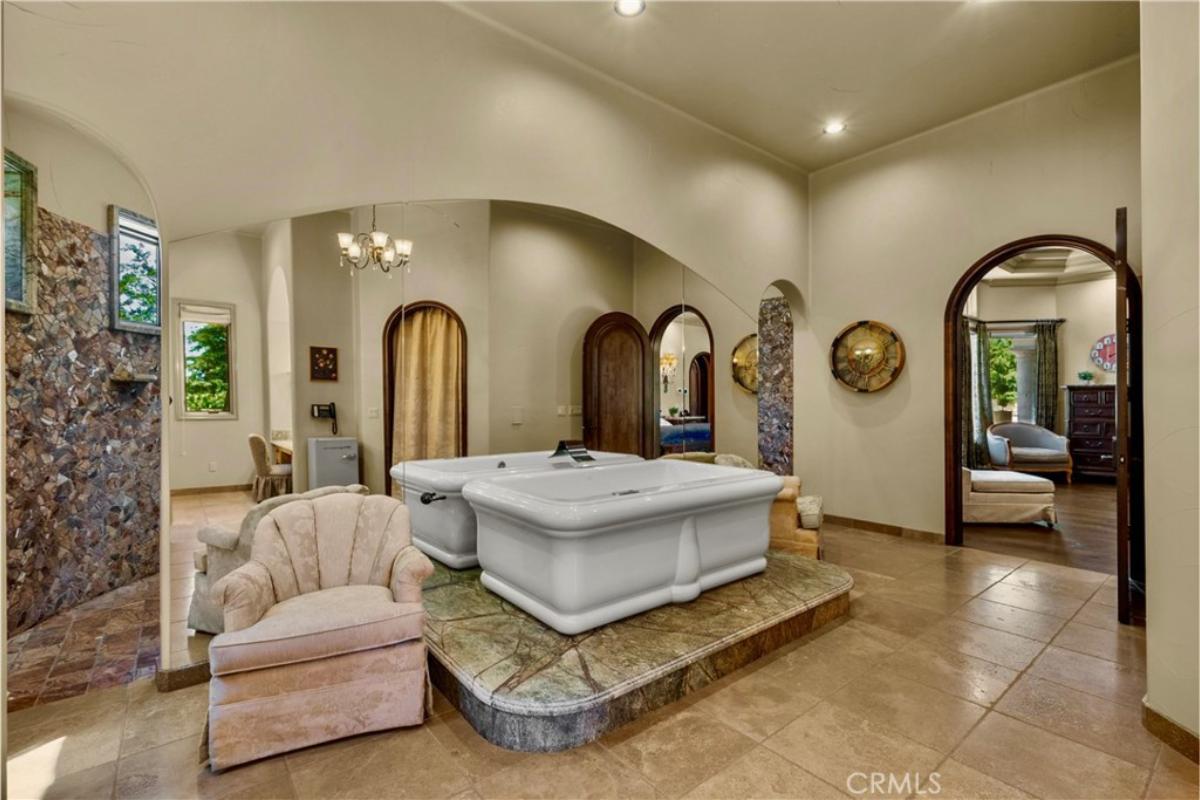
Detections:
[614, 0, 646, 17]
[823, 120, 846, 135]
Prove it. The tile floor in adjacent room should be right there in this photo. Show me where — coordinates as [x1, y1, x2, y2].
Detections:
[7, 512, 1198, 800]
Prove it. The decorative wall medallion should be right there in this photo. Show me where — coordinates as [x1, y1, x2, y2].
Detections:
[829, 320, 905, 392]
[309, 346, 339, 381]
[731, 334, 759, 394]
[1090, 333, 1118, 372]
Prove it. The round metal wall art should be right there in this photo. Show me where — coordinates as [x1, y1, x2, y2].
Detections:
[731, 333, 759, 394]
[829, 320, 906, 392]
[1090, 333, 1118, 372]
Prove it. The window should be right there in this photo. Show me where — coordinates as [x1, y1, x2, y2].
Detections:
[5, 150, 38, 313]
[110, 206, 162, 334]
[177, 301, 237, 419]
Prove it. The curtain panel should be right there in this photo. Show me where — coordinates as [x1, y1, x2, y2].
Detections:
[1034, 320, 1062, 431]
[962, 318, 993, 469]
[390, 306, 464, 497]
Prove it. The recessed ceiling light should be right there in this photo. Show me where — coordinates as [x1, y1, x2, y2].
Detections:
[822, 121, 846, 135]
[614, 0, 646, 18]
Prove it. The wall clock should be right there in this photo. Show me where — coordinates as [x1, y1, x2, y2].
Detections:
[1090, 333, 1118, 372]
[830, 320, 905, 392]
[730, 334, 758, 394]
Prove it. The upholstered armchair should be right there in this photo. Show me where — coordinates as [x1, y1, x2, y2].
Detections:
[249, 434, 292, 501]
[207, 492, 434, 770]
[187, 484, 368, 634]
[986, 422, 1073, 481]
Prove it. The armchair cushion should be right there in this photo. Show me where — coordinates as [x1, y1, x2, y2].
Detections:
[209, 585, 424, 676]
[1010, 446, 1070, 465]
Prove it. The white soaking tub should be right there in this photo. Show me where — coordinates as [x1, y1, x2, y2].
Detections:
[462, 460, 783, 634]
[390, 451, 641, 568]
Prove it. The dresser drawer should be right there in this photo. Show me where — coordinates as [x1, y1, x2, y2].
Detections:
[1073, 437, 1114, 453]
[1073, 405, 1114, 420]
[1070, 420, 1111, 437]
[1075, 451, 1116, 472]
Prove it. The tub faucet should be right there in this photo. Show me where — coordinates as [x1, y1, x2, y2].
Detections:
[551, 439, 596, 466]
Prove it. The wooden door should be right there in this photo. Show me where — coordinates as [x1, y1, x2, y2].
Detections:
[583, 312, 653, 457]
[1114, 208, 1146, 624]
[689, 352, 713, 420]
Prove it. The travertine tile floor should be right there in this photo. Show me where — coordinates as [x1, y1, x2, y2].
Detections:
[7, 519, 1198, 799]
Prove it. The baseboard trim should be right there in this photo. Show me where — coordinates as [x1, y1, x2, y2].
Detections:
[170, 484, 252, 497]
[824, 514, 943, 545]
[1143, 702, 1199, 763]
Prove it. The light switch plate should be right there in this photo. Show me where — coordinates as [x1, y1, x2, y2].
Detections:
[367, 407, 380, 419]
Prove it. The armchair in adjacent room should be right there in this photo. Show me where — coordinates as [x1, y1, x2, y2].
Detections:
[207, 492, 435, 770]
[187, 484, 368, 634]
[986, 422, 1073, 481]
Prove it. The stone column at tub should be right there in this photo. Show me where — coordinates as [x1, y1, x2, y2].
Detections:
[757, 295, 794, 475]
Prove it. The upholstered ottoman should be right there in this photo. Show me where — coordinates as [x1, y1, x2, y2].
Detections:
[963, 468, 1057, 525]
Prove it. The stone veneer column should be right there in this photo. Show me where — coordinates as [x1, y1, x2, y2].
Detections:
[5, 207, 161, 634]
[757, 296, 794, 475]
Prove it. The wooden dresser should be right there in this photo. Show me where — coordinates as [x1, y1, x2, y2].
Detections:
[1066, 384, 1117, 478]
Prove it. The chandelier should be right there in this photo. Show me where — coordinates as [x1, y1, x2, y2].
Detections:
[337, 205, 413, 275]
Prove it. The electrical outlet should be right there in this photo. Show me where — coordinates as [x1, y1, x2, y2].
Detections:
[208, 461, 218, 473]
[511, 406, 525, 425]
[367, 407, 380, 419]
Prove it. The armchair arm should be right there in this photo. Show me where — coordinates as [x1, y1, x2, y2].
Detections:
[197, 525, 240, 551]
[212, 561, 275, 633]
[986, 432, 1011, 466]
[390, 545, 435, 604]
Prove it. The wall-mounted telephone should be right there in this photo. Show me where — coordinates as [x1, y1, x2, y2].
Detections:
[311, 402, 338, 435]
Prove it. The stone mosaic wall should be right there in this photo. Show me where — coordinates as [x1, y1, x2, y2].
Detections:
[757, 296, 794, 475]
[6, 207, 161, 635]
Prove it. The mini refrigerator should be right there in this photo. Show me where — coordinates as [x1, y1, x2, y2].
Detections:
[307, 437, 359, 489]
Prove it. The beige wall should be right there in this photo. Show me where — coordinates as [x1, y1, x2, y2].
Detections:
[288, 211, 356, 491]
[167, 232, 265, 490]
[805, 58, 1140, 533]
[1, 101, 153, 232]
[352, 201, 492, 494]
[1140, 0, 1199, 739]
[1056, 277, 1117, 386]
[974, 283, 1058, 321]
[487, 202, 634, 454]
[262, 221, 295, 443]
[3, 2, 808, 319]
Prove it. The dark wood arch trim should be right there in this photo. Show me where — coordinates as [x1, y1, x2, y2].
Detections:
[383, 300, 468, 494]
[944, 233, 1133, 548]
[648, 304, 716, 453]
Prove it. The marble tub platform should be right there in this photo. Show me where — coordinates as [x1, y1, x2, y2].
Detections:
[423, 550, 853, 751]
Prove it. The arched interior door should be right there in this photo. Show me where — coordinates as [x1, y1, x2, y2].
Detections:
[689, 352, 713, 420]
[582, 312, 653, 457]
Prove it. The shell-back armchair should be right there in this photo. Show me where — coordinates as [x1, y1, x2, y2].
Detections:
[207, 492, 435, 770]
[986, 422, 1073, 481]
[187, 484, 368, 634]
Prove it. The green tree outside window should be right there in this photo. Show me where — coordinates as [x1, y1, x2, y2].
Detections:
[989, 336, 1017, 411]
[183, 321, 231, 412]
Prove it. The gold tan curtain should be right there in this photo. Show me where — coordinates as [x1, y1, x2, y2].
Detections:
[391, 306, 464, 497]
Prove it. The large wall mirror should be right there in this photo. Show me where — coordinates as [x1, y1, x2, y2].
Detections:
[357, 200, 759, 493]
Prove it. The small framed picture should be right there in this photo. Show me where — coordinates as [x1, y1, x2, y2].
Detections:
[309, 346, 338, 381]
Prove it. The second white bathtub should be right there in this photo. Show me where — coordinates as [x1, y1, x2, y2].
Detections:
[463, 460, 783, 634]
[390, 450, 641, 568]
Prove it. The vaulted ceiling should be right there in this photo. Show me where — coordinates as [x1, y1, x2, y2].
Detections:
[464, 1, 1139, 170]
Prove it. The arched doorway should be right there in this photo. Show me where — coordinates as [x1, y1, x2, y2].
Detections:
[649, 305, 715, 455]
[944, 213, 1143, 623]
[383, 300, 468, 494]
